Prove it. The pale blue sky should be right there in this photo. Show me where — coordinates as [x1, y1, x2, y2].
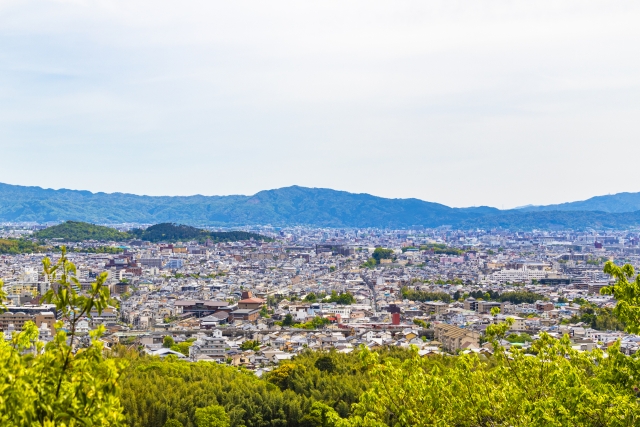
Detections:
[1, 1, 640, 208]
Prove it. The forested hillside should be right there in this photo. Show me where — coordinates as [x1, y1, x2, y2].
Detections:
[0, 238, 45, 254]
[117, 338, 640, 427]
[34, 221, 130, 241]
[32, 221, 271, 244]
[130, 223, 271, 243]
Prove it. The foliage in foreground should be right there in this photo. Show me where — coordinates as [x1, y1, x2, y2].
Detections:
[119, 348, 411, 427]
[0, 249, 125, 426]
[121, 330, 640, 427]
[347, 336, 640, 426]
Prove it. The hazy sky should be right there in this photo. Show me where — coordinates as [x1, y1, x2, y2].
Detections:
[1, 1, 640, 208]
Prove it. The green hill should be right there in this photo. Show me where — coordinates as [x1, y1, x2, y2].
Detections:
[34, 221, 130, 242]
[130, 223, 271, 243]
[0, 238, 45, 254]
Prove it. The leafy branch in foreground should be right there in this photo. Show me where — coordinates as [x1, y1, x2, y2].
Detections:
[602, 261, 640, 334]
[0, 247, 125, 426]
[342, 329, 640, 426]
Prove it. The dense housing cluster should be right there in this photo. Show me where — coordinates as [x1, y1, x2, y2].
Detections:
[1, 223, 639, 370]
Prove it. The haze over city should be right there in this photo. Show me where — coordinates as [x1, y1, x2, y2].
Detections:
[2, 1, 640, 208]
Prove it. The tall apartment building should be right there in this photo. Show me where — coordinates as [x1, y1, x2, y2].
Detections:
[190, 330, 227, 362]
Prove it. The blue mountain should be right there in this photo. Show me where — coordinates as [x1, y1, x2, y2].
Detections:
[2, 182, 640, 230]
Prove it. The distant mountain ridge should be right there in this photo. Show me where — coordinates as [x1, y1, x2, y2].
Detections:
[517, 192, 640, 213]
[1, 182, 640, 230]
[0, 183, 498, 228]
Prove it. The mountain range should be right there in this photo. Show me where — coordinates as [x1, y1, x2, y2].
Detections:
[1, 182, 640, 230]
[515, 192, 640, 213]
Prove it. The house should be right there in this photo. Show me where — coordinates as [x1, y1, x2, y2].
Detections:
[433, 323, 480, 353]
[238, 291, 266, 310]
[190, 330, 227, 362]
[147, 348, 187, 358]
[200, 312, 229, 329]
[174, 300, 234, 318]
[230, 309, 261, 322]
[424, 302, 449, 316]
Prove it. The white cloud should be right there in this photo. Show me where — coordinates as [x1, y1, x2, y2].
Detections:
[1, 0, 639, 207]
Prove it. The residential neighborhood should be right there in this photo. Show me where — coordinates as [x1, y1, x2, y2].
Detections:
[2, 223, 639, 371]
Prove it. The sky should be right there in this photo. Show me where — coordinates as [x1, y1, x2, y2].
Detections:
[1, 1, 640, 209]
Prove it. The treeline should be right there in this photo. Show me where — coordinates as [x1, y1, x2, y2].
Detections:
[303, 291, 356, 305]
[129, 223, 272, 243]
[63, 246, 124, 254]
[566, 302, 625, 331]
[33, 221, 273, 244]
[0, 238, 123, 255]
[117, 335, 640, 427]
[402, 244, 464, 255]
[401, 287, 452, 303]
[453, 290, 544, 304]
[119, 348, 414, 427]
[0, 238, 45, 254]
[402, 289, 543, 304]
[34, 221, 130, 242]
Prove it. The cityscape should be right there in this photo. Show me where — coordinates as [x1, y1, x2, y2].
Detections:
[3, 0, 640, 425]
[2, 221, 638, 365]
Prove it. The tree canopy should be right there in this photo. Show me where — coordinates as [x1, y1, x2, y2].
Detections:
[129, 223, 271, 243]
[0, 248, 125, 425]
[34, 221, 130, 242]
[371, 248, 394, 264]
[0, 238, 45, 254]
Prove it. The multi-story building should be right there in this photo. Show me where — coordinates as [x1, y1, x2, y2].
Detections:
[190, 330, 227, 362]
[433, 323, 480, 353]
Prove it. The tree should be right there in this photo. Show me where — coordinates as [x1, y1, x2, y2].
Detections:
[260, 305, 270, 318]
[194, 404, 230, 427]
[305, 292, 317, 302]
[163, 335, 175, 348]
[401, 287, 451, 303]
[413, 318, 427, 328]
[346, 337, 640, 426]
[315, 355, 336, 373]
[0, 247, 125, 426]
[170, 341, 193, 356]
[240, 340, 261, 351]
[327, 291, 356, 305]
[311, 316, 331, 328]
[360, 258, 376, 269]
[371, 247, 394, 264]
[602, 261, 640, 333]
[299, 401, 344, 427]
[282, 313, 295, 326]
[164, 420, 184, 427]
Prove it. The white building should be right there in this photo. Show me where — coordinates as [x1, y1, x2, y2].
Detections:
[483, 266, 554, 284]
[190, 330, 227, 362]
